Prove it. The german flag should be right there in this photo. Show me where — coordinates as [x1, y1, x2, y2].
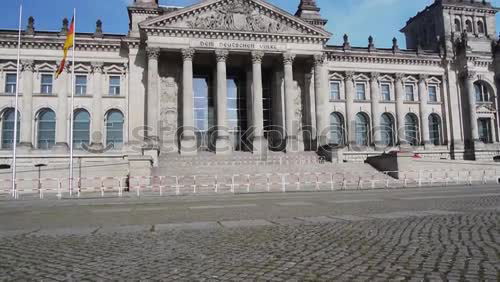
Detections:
[55, 17, 75, 79]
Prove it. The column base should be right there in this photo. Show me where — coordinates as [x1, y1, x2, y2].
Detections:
[180, 136, 197, 156]
[285, 136, 304, 153]
[143, 148, 159, 167]
[252, 136, 268, 155]
[215, 136, 232, 155]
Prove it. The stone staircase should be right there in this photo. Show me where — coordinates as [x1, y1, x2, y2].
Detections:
[153, 151, 385, 179]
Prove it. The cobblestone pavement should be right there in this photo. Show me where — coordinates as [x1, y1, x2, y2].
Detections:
[0, 186, 499, 280]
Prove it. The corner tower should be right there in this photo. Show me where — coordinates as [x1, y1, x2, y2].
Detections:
[400, 0, 497, 53]
[295, 0, 328, 28]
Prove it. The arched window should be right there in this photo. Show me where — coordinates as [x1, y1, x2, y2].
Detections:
[355, 113, 370, 146]
[380, 113, 395, 147]
[106, 110, 124, 148]
[37, 109, 56, 149]
[465, 20, 473, 33]
[454, 19, 461, 33]
[405, 114, 419, 146]
[1, 108, 20, 149]
[474, 82, 490, 102]
[329, 112, 344, 146]
[477, 21, 484, 34]
[429, 114, 442, 146]
[73, 110, 90, 149]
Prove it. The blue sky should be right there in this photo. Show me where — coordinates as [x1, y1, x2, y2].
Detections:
[0, 0, 499, 48]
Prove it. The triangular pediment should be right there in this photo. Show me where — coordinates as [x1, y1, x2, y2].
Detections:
[140, 0, 331, 40]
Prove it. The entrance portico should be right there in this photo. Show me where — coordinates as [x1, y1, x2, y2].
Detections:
[139, 0, 331, 156]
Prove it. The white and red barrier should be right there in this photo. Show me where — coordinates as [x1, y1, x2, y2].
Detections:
[2, 167, 500, 200]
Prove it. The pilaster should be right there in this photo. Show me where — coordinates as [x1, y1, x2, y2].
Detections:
[370, 72, 382, 149]
[344, 71, 355, 148]
[20, 60, 34, 150]
[89, 62, 104, 150]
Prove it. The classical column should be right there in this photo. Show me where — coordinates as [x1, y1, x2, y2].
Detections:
[251, 51, 267, 154]
[465, 71, 480, 144]
[344, 71, 355, 147]
[370, 72, 381, 149]
[90, 62, 104, 149]
[418, 74, 430, 146]
[20, 60, 34, 149]
[395, 73, 406, 146]
[283, 52, 297, 152]
[180, 48, 196, 155]
[215, 49, 231, 155]
[55, 63, 69, 150]
[313, 53, 328, 148]
[146, 47, 160, 147]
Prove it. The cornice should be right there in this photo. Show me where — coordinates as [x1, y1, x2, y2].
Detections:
[144, 28, 328, 44]
[0, 33, 123, 52]
[326, 52, 443, 67]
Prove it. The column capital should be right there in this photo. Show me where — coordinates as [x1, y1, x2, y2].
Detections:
[395, 73, 405, 82]
[370, 72, 380, 82]
[251, 51, 265, 64]
[146, 47, 160, 60]
[21, 60, 34, 72]
[282, 52, 295, 65]
[181, 48, 195, 61]
[313, 53, 326, 66]
[91, 62, 104, 74]
[215, 49, 229, 63]
[345, 71, 355, 81]
[463, 70, 477, 81]
[418, 73, 428, 83]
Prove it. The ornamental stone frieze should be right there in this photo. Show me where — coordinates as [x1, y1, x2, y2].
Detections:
[186, 0, 287, 34]
[139, 0, 331, 44]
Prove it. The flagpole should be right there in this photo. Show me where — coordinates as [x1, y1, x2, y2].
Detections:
[11, 4, 22, 199]
[69, 8, 76, 197]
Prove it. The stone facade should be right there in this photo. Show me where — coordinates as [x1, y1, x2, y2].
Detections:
[0, 0, 499, 172]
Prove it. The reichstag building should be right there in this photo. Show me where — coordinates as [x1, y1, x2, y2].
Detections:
[0, 0, 499, 176]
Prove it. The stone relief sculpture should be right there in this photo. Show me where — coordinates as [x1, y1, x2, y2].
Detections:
[293, 81, 302, 125]
[187, 0, 286, 33]
[160, 77, 178, 131]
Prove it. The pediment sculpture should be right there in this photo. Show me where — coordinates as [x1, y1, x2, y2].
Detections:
[186, 0, 286, 33]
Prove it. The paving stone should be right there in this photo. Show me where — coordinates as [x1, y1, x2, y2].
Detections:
[155, 222, 220, 231]
[219, 219, 274, 228]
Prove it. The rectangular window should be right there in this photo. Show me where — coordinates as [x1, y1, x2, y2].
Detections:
[75, 75, 87, 96]
[40, 74, 53, 94]
[428, 85, 438, 102]
[381, 84, 391, 101]
[355, 83, 366, 100]
[5, 73, 16, 94]
[330, 81, 340, 100]
[405, 85, 414, 101]
[109, 76, 121, 96]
